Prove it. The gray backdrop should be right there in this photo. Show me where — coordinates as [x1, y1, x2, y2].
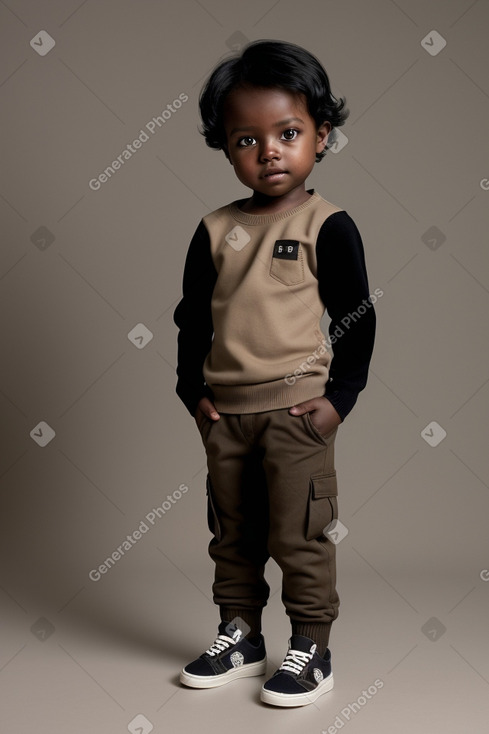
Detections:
[1, 1, 488, 733]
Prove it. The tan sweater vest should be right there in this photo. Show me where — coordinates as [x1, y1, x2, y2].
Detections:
[202, 192, 342, 413]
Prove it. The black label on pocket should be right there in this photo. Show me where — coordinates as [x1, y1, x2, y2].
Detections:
[273, 240, 299, 260]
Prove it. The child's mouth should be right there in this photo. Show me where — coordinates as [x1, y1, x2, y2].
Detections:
[263, 169, 288, 181]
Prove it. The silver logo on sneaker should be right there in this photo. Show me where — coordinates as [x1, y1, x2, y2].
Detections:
[230, 651, 244, 668]
[313, 668, 324, 683]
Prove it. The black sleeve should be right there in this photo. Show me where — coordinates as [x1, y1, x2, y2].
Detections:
[316, 211, 376, 421]
[173, 220, 217, 416]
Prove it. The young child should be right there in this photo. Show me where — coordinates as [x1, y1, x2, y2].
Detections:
[173, 39, 376, 707]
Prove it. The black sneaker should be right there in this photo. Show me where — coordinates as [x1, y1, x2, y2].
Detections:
[260, 635, 334, 707]
[180, 621, 267, 688]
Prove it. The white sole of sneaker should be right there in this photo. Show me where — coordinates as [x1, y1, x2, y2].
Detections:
[260, 672, 334, 707]
[180, 658, 267, 689]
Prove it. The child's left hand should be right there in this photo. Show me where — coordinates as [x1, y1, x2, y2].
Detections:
[289, 396, 341, 436]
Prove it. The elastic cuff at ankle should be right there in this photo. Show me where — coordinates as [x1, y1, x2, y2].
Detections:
[291, 621, 332, 655]
[220, 607, 263, 638]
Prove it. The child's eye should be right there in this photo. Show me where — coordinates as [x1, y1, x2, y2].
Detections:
[237, 136, 256, 147]
[281, 129, 299, 141]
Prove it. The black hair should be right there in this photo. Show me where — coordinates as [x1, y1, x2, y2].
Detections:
[199, 39, 348, 162]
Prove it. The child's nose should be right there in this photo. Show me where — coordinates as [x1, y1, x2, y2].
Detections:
[259, 139, 281, 162]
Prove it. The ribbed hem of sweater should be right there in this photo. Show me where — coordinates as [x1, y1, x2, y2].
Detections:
[211, 373, 328, 414]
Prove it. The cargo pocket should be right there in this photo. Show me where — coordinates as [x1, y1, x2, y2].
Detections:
[206, 474, 222, 541]
[269, 241, 304, 286]
[305, 473, 338, 541]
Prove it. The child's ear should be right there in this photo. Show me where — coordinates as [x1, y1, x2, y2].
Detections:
[316, 122, 331, 154]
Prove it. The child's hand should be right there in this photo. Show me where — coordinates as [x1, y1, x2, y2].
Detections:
[194, 396, 220, 431]
[289, 396, 341, 436]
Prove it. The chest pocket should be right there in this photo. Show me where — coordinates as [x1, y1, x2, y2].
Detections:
[269, 239, 304, 286]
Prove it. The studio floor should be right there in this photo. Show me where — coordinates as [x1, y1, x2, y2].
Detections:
[2, 553, 488, 734]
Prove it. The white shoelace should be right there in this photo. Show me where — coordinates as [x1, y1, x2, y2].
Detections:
[205, 633, 237, 657]
[279, 648, 314, 675]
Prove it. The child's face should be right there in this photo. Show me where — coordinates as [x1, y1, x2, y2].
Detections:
[223, 84, 330, 205]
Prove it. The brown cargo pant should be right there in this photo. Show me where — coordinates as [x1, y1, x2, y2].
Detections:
[198, 407, 340, 650]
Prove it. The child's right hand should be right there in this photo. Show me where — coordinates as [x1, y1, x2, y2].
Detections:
[194, 397, 220, 430]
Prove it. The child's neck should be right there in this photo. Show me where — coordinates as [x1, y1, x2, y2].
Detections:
[239, 187, 312, 215]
